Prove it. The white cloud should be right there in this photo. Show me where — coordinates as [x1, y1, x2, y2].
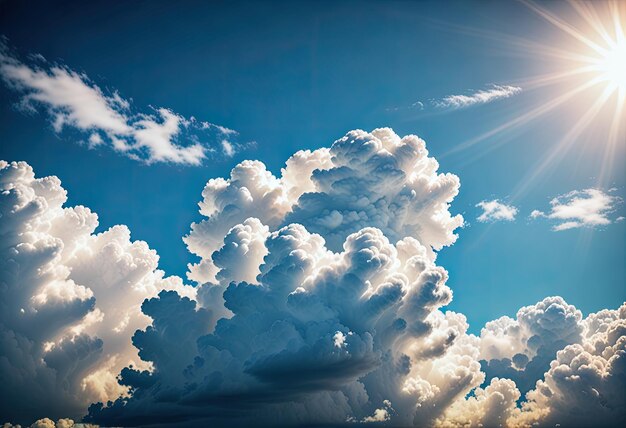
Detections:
[0, 44, 245, 165]
[476, 199, 518, 222]
[221, 139, 235, 157]
[531, 188, 622, 231]
[434, 84, 522, 110]
[203, 122, 238, 136]
[361, 400, 393, 423]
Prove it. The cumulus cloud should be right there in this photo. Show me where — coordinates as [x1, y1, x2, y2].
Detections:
[531, 188, 622, 231]
[478, 296, 584, 395]
[476, 199, 518, 223]
[0, 43, 246, 165]
[434, 85, 522, 110]
[437, 301, 626, 428]
[0, 160, 195, 424]
[513, 303, 626, 427]
[2, 128, 624, 427]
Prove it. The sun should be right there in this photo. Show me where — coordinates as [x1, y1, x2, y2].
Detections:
[587, 10, 626, 97]
[595, 37, 626, 93]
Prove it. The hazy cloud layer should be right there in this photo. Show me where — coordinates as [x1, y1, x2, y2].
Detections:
[530, 188, 622, 231]
[434, 85, 522, 110]
[476, 199, 518, 223]
[0, 44, 247, 165]
[1, 128, 624, 427]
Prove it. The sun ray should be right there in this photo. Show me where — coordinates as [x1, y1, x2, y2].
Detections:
[441, 78, 599, 159]
[597, 93, 626, 187]
[523, 0, 608, 55]
[511, 84, 617, 201]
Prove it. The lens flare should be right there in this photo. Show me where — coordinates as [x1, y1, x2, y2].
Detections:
[444, 0, 626, 193]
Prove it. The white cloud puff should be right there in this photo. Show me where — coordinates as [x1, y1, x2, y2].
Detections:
[0, 44, 245, 165]
[531, 188, 622, 231]
[476, 199, 518, 222]
[0, 160, 195, 424]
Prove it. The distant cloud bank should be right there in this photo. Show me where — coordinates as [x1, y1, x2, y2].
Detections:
[0, 42, 248, 165]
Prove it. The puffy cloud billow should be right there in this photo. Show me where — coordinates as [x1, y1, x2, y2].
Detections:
[0, 160, 195, 425]
[1, 128, 624, 427]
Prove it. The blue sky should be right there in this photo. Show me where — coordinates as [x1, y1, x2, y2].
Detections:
[2, 2, 626, 426]
[1, 0, 624, 338]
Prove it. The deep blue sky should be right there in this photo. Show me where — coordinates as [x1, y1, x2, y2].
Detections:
[1, 0, 624, 333]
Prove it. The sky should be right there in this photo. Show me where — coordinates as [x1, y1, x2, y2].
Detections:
[0, 1, 625, 427]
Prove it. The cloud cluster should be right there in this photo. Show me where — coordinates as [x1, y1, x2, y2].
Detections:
[0, 160, 195, 424]
[2, 418, 98, 428]
[478, 296, 584, 394]
[441, 302, 626, 428]
[2, 128, 624, 427]
[0, 43, 245, 164]
[530, 188, 622, 231]
[434, 85, 522, 110]
[476, 199, 518, 223]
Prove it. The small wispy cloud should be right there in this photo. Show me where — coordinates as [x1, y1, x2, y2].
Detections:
[434, 84, 522, 110]
[476, 199, 518, 223]
[0, 42, 247, 165]
[530, 188, 622, 231]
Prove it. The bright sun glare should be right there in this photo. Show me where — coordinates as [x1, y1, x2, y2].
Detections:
[587, 9, 626, 97]
[596, 37, 626, 92]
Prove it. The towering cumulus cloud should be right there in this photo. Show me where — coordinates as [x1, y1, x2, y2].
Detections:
[2, 128, 624, 427]
[87, 128, 478, 427]
[0, 161, 195, 425]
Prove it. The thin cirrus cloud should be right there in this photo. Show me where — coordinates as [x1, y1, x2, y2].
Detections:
[530, 188, 622, 231]
[388, 84, 521, 113]
[0, 43, 247, 165]
[476, 199, 518, 222]
[434, 84, 522, 110]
